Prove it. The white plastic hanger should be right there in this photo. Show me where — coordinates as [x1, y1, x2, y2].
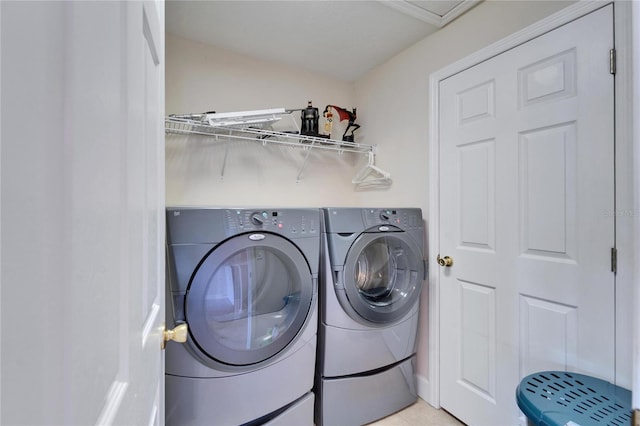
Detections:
[352, 151, 392, 190]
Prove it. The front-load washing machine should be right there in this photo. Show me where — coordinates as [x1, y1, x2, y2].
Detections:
[316, 207, 425, 426]
[165, 207, 320, 426]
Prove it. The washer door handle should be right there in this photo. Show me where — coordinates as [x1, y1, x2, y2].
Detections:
[162, 323, 188, 349]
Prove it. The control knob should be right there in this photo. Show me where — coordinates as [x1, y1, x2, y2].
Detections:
[380, 210, 392, 221]
[251, 211, 268, 226]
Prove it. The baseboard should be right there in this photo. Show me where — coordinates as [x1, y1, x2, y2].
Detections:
[416, 374, 438, 408]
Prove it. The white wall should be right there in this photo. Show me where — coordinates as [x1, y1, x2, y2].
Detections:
[165, 0, 576, 385]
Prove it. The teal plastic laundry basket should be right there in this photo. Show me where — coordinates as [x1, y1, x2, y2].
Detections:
[516, 371, 631, 426]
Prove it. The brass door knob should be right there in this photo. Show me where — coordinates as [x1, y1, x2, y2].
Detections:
[162, 323, 188, 349]
[437, 255, 453, 267]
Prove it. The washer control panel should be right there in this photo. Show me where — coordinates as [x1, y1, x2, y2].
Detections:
[225, 209, 318, 237]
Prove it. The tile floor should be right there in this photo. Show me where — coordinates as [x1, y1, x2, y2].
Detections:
[368, 398, 465, 426]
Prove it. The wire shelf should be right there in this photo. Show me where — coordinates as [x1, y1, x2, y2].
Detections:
[165, 120, 373, 154]
[165, 108, 390, 184]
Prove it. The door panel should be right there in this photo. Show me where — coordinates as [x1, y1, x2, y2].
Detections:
[459, 280, 496, 401]
[519, 124, 577, 260]
[519, 295, 577, 375]
[458, 139, 495, 251]
[1, 1, 164, 425]
[439, 5, 614, 425]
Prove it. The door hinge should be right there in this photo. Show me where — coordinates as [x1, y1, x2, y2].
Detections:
[609, 49, 616, 75]
[611, 247, 617, 274]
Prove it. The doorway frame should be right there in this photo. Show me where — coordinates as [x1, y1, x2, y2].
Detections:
[426, 0, 636, 408]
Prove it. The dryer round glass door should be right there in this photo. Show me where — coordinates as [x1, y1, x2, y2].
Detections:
[185, 232, 313, 366]
[343, 233, 423, 323]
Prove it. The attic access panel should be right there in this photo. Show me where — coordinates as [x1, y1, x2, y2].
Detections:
[380, 0, 480, 27]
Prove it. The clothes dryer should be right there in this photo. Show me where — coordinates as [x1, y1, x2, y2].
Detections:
[316, 207, 425, 426]
[165, 207, 319, 426]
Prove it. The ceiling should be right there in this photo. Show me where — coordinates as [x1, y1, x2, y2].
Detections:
[165, 0, 480, 82]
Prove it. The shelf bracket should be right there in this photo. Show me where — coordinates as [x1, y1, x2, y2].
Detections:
[220, 130, 231, 180]
[296, 139, 318, 183]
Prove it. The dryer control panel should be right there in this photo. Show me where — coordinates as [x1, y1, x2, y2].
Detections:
[362, 208, 422, 230]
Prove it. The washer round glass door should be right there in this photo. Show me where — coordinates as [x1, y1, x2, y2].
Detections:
[185, 232, 313, 366]
[343, 232, 423, 323]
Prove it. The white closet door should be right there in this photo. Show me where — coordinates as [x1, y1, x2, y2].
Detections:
[438, 5, 615, 425]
